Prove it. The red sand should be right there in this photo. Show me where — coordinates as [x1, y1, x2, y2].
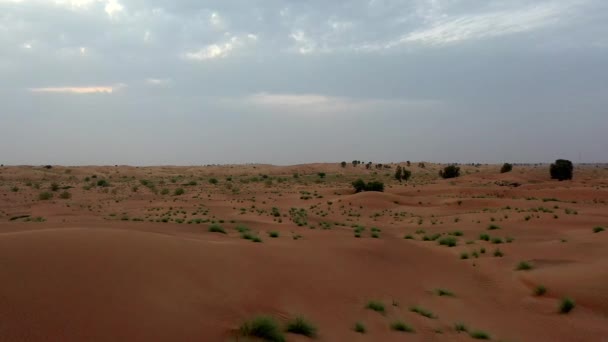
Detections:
[0, 163, 607, 341]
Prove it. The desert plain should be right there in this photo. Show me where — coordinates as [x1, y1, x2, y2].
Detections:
[0, 162, 607, 342]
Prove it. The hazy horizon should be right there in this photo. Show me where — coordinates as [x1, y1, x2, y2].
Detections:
[2, 0, 607, 165]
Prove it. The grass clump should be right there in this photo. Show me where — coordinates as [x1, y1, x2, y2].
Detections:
[409, 306, 436, 319]
[354, 322, 366, 334]
[470, 330, 491, 339]
[479, 233, 490, 241]
[535, 285, 547, 296]
[593, 226, 605, 233]
[239, 316, 285, 342]
[460, 252, 469, 260]
[365, 301, 385, 314]
[390, 321, 414, 333]
[559, 297, 575, 313]
[208, 224, 227, 234]
[268, 231, 279, 238]
[438, 236, 457, 247]
[435, 288, 455, 297]
[455, 323, 468, 333]
[39, 192, 53, 200]
[516, 261, 533, 271]
[174, 188, 185, 196]
[493, 249, 504, 257]
[488, 224, 500, 230]
[285, 316, 317, 337]
[59, 191, 72, 199]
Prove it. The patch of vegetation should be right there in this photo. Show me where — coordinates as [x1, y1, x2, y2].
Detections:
[354, 322, 366, 334]
[439, 165, 460, 179]
[593, 226, 605, 233]
[455, 323, 468, 333]
[390, 321, 414, 333]
[500, 163, 513, 173]
[285, 316, 317, 337]
[435, 288, 455, 297]
[535, 285, 547, 296]
[59, 191, 71, 199]
[494, 249, 504, 257]
[366, 301, 385, 314]
[516, 261, 533, 271]
[409, 306, 436, 319]
[487, 224, 500, 230]
[550, 159, 573, 181]
[438, 236, 457, 247]
[239, 316, 285, 342]
[174, 188, 185, 196]
[470, 330, 491, 340]
[39, 192, 53, 200]
[352, 179, 384, 193]
[96, 179, 110, 187]
[268, 231, 279, 238]
[559, 297, 575, 313]
[209, 224, 227, 234]
[479, 234, 490, 241]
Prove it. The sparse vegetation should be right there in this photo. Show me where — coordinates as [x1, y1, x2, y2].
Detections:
[352, 179, 384, 193]
[209, 224, 227, 234]
[593, 226, 605, 233]
[435, 288, 455, 297]
[239, 316, 285, 342]
[366, 301, 385, 314]
[500, 163, 513, 173]
[174, 188, 185, 196]
[439, 165, 460, 179]
[559, 297, 575, 313]
[438, 236, 457, 247]
[285, 316, 317, 337]
[516, 261, 533, 271]
[354, 322, 366, 334]
[409, 306, 436, 319]
[390, 321, 414, 333]
[470, 330, 491, 340]
[535, 285, 547, 296]
[39, 192, 53, 200]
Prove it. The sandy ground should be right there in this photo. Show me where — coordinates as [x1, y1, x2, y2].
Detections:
[0, 163, 607, 342]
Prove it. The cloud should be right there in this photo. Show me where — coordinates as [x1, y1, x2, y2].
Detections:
[29, 83, 126, 94]
[145, 78, 171, 86]
[183, 34, 257, 61]
[399, 3, 570, 46]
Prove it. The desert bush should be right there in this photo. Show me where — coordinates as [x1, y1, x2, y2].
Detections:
[209, 178, 218, 185]
[439, 165, 460, 179]
[390, 321, 414, 333]
[550, 159, 573, 181]
[317, 172, 326, 179]
[354, 322, 366, 333]
[435, 288, 455, 297]
[239, 316, 285, 342]
[209, 224, 226, 234]
[50, 182, 60, 191]
[559, 297, 575, 313]
[352, 179, 384, 193]
[174, 188, 185, 196]
[96, 179, 110, 187]
[535, 285, 547, 296]
[516, 261, 533, 270]
[455, 323, 468, 333]
[341, 161, 347, 168]
[59, 191, 71, 199]
[470, 330, 491, 339]
[366, 301, 385, 313]
[500, 163, 513, 173]
[39, 192, 53, 200]
[410, 306, 436, 319]
[268, 231, 279, 238]
[438, 237, 457, 247]
[593, 226, 605, 233]
[285, 316, 317, 337]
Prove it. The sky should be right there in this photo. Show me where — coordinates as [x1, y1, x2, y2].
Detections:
[1, 0, 607, 165]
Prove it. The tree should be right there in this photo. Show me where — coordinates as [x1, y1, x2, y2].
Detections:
[439, 165, 460, 179]
[318, 172, 326, 179]
[395, 166, 403, 181]
[352, 179, 366, 193]
[402, 168, 412, 181]
[352, 179, 384, 193]
[500, 163, 513, 173]
[341, 161, 347, 168]
[406, 161, 411, 166]
[366, 162, 372, 170]
[550, 159, 573, 181]
[352, 160, 358, 167]
[418, 162, 426, 168]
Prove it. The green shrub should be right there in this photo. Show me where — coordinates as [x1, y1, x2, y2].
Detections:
[559, 297, 575, 313]
[161, 188, 170, 195]
[39, 192, 53, 200]
[435, 288, 455, 297]
[470, 330, 491, 339]
[454, 323, 468, 333]
[209, 224, 226, 234]
[59, 191, 71, 199]
[593, 226, 605, 233]
[516, 261, 533, 270]
[479, 234, 490, 241]
[239, 316, 285, 342]
[439, 165, 460, 179]
[174, 188, 185, 196]
[96, 179, 110, 187]
[352, 179, 384, 193]
[438, 237, 457, 247]
[366, 301, 385, 314]
[268, 231, 279, 238]
[285, 316, 317, 337]
[209, 178, 218, 185]
[535, 285, 547, 296]
[493, 249, 504, 257]
[50, 182, 60, 191]
[550, 159, 573, 181]
[488, 224, 500, 230]
[390, 321, 414, 333]
[409, 306, 436, 319]
[354, 322, 366, 334]
[500, 163, 513, 173]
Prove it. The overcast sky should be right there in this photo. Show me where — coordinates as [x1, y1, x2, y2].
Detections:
[1, 0, 606, 165]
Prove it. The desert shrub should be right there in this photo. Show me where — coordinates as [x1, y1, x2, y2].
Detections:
[50, 183, 60, 191]
[174, 188, 185, 196]
[341, 161, 347, 168]
[209, 224, 226, 234]
[59, 191, 71, 199]
[488, 224, 500, 230]
[516, 261, 533, 270]
[438, 237, 457, 247]
[479, 233, 490, 241]
[500, 163, 513, 173]
[209, 178, 218, 185]
[11, 186, 19, 192]
[455, 323, 468, 333]
[470, 330, 491, 339]
[535, 285, 547, 296]
[268, 231, 279, 238]
[352, 179, 384, 193]
[439, 165, 460, 179]
[96, 179, 109, 187]
[354, 322, 366, 333]
[317, 172, 326, 179]
[390, 321, 414, 333]
[593, 226, 605, 233]
[559, 298, 575, 313]
[239, 316, 285, 342]
[366, 301, 385, 313]
[435, 289, 455, 297]
[550, 159, 573, 181]
[160, 188, 169, 195]
[493, 249, 504, 257]
[409, 306, 436, 319]
[285, 316, 317, 337]
[39, 192, 53, 200]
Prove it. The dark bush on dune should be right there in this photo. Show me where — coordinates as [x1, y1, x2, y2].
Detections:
[439, 165, 460, 179]
[352, 179, 384, 193]
[550, 159, 573, 181]
[500, 163, 513, 173]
